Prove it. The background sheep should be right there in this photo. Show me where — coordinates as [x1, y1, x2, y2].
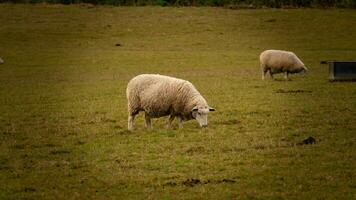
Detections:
[260, 50, 308, 80]
[126, 74, 215, 131]
[0, 58, 3, 64]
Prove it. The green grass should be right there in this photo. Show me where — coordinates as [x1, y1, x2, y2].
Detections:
[0, 4, 355, 199]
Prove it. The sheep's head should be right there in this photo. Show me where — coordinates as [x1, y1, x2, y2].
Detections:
[191, 106, 215, 127]
[300, 66, 308, 76]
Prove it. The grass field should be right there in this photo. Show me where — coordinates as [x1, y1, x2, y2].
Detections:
[0, 4, 355, 199]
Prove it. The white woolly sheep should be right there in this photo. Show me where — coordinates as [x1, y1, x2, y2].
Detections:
[260, 50, 308, 80]
[126, 74, 215, 131]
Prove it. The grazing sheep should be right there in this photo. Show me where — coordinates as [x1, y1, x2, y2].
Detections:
[260, 50, 308, 80]
[126, 74, 215, 131]
[0, 58, 3, 64]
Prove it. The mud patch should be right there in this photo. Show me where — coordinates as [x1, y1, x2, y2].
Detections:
[247, 111, 271, 116]
[24, 187, 36, 192]
[101, 117, 117, 123]
[164, 178, 237, 187]
[183, 178, 203, 187]
[276, 89, 312, 94]
[1, 131, 14, 135]
[253, 144, 266, 150]
[217, 179, 236, 183]
[297, 136, 316, 145]
[70, 162, 87, 170]
[265, 19, 277, 22]
[75, 140, 85, 145]
[115, 158, 136, 169]
[114, 125, 123, 129]
[185, 146, 205, 154]
[163, 182, 177, 186]
[50, 149, 71, 155]
[31, 143, 56, 149]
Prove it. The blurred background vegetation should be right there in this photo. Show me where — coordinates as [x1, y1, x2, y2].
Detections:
[1, 0, 356, 8]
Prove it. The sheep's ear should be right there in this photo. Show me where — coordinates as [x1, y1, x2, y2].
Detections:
[209, 107, 215, 112]
[191, 106, 199, 112]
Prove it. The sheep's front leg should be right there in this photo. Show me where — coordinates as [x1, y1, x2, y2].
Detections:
[284, 72, 289, 80]
[261, 65, 268, 80]
[177, 116, 183, 129]
[262, 70, 267, 80]
[166, 115, 175, 129]
[128, 114, 136, 131]
[145, 113, 152, 129]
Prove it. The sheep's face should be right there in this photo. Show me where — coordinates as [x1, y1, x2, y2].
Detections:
[191, 106, 215, 127]
[299, 66, 308, 76]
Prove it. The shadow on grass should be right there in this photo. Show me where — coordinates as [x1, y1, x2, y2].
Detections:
[163, 178, 237, 187]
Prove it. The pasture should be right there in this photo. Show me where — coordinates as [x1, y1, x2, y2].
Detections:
[0, 4, 355, 199]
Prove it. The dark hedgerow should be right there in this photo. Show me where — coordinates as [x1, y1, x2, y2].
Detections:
[0, 0, 355, 8]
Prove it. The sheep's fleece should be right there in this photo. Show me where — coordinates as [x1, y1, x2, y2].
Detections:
[126, 74, 215, 130]
[260, 49, 307, 80]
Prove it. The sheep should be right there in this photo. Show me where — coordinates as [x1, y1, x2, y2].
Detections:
[0, 58, 3, 64]
[260, 50, 308, 80]
[126, 74, 215, 131]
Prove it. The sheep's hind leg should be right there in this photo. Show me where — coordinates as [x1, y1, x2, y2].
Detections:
[166, 115, 175, 129]
[269, 70, 274, 80]
[145, 113, 152, 129]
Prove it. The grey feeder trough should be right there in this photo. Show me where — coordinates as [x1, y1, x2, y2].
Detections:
[321, 61, 356, 81]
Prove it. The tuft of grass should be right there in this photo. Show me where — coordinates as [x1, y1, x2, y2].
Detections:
[0, 4, 355, 199]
